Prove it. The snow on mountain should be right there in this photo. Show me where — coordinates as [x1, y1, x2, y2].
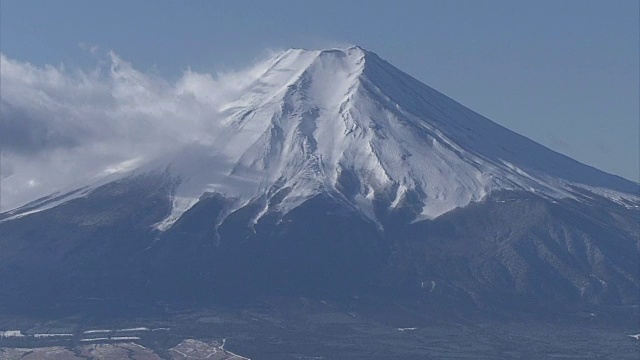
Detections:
[4, 46, 638, 227]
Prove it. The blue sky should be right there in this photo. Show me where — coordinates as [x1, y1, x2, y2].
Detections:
[1, 0, 638, 181]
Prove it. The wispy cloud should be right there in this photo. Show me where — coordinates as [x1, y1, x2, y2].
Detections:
[0, 51, 270, 211]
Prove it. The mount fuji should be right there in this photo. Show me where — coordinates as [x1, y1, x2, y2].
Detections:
[0, 46, 638, 316]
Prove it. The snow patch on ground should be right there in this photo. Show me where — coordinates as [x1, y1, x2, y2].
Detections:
[34, 333, 73, 338]
[0, 330, 24, 337]
[83, 329, 112, 334]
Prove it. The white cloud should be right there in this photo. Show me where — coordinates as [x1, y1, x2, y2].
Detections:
[0, 51, 267, 211]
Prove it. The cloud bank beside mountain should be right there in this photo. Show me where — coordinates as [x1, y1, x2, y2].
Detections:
[0, 51, 270, 211]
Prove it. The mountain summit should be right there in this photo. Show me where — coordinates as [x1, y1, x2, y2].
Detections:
[160, 45, 638, 228]
[0, 47, 638, 316]
[6, 46, 637, 228]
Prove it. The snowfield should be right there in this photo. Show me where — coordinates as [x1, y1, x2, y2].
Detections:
[3, 46, 638, 228]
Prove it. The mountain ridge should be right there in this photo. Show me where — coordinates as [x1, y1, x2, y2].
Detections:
[0, 47, 638, 318]
[3, 46, 636, 229]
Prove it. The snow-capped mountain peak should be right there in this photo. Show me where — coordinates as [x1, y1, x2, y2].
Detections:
[4, 46, 638, 228]
[148, 46, 638, 229]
